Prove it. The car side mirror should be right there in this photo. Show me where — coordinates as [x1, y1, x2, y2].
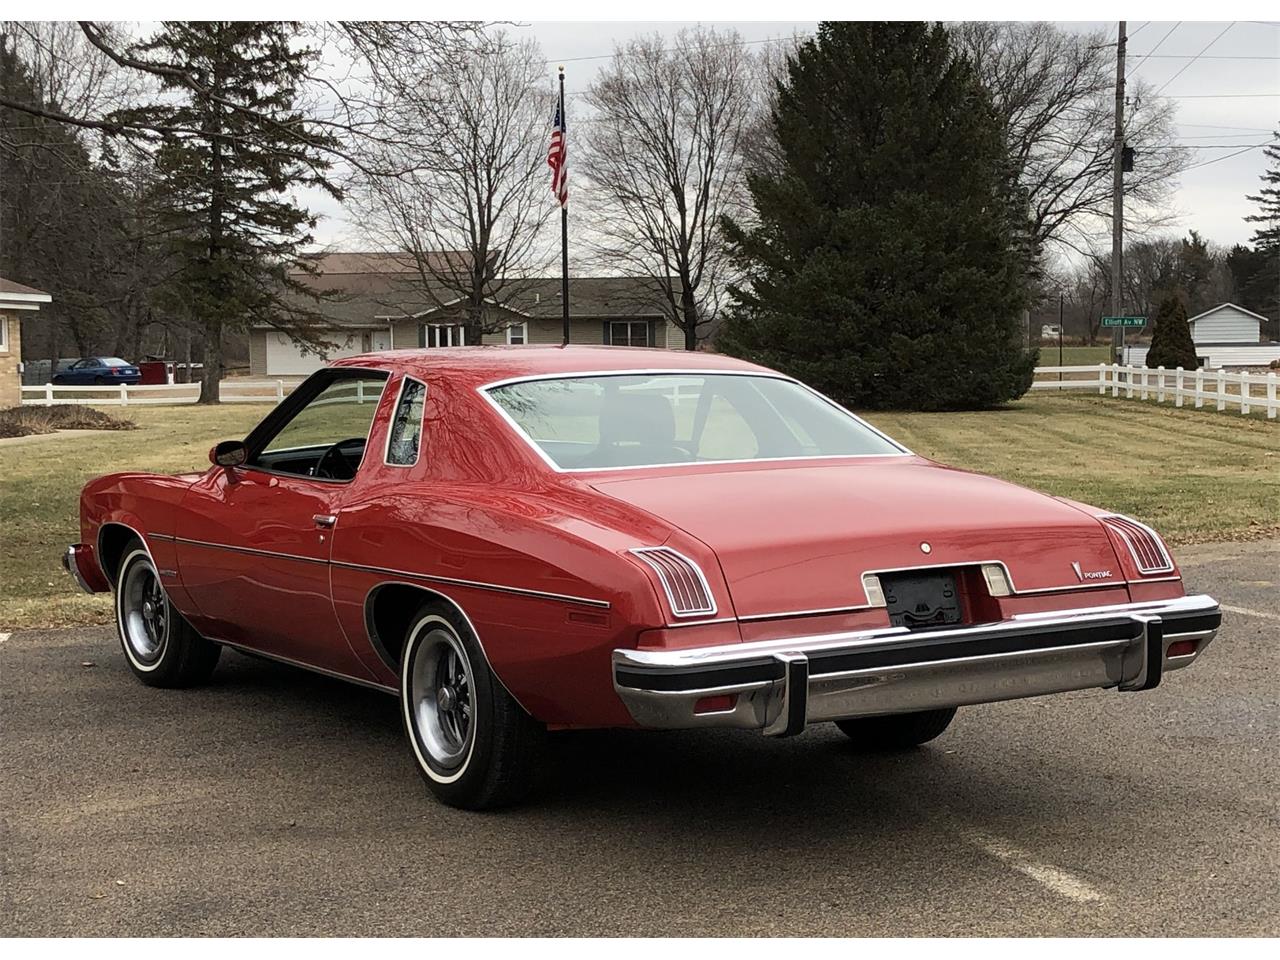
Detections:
[210, 440, 248, 469]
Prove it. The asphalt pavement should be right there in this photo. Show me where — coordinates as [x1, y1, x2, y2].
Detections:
[2, 539, 1276, 936]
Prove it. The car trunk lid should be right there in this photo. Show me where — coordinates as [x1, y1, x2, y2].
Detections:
[589, 457, 1126, 619]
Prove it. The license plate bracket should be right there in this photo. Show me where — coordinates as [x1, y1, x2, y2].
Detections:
[880, 570, 963, 630]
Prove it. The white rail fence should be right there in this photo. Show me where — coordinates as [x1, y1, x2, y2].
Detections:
[1033, 363, 1278, 419]
[19, 365, 1280, 420]
[20, 379, 294, 407]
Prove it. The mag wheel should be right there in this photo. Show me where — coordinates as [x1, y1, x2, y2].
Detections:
[400, 602, 544, 810]
[114, 541, 220, 687]
[834, 707, 957, 751]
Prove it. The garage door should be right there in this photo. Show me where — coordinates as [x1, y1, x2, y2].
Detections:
[264, 330, 367, 376]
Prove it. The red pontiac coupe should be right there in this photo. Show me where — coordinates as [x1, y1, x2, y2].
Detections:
[64, 347, 1221, 809]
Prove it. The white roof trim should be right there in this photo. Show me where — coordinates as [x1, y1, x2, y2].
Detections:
[1187, 302, 1268, 325]
[0, 291, 52, 309]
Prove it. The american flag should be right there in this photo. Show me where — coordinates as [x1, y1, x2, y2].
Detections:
[548, 100, 568, 208]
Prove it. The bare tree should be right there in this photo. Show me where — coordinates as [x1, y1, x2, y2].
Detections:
[953, 22, 1187, 259]
[582, 28, 755, 350]
[350, 34, 554, 343]
[0, 21, 486, 177]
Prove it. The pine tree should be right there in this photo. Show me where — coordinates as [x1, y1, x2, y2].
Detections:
[1240, 135, 1280, 329]
[117, 22, 340, 402]
[1246, 136, 1280, 252]
[719, 22, 1036, 410]
[1144, 292, 1198, 371]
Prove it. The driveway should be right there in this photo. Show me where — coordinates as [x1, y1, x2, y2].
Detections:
[2, 540, 1276, 935]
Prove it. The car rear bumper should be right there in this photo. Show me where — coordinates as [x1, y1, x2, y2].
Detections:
[612, 595, 1221, 736]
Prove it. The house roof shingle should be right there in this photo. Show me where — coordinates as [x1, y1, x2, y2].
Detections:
[284, 252, 675, 328]
[0, 277, 51, 297]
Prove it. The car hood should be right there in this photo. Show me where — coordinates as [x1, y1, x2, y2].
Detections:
[589, 457, 1125, 618]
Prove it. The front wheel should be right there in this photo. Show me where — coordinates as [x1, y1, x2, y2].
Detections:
[400, 602, 544, 810]
[115, 541, 220, 687]
[834, 707, 957, 751]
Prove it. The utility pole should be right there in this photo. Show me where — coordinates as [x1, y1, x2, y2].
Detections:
[1110, 21, 1126, 364]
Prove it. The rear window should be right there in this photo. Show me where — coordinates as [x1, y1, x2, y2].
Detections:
[485, 373, 905, 470]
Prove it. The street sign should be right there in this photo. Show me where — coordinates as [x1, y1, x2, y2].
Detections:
[1101, 316, 1147, 328]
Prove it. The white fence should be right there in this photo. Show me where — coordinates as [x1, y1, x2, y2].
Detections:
[20, 379, 294, 407]
[1033, 363, 1279, 419]
[19, 365, 1280, 420]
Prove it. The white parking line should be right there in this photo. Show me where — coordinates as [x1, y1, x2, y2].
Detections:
[1221, 604, 1280, 623]
[960, 829, 1105, 904]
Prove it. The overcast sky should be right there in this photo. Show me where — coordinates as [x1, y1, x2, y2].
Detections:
[323, 20, 1280, 257]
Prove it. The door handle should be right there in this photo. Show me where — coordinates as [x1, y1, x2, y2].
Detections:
[312, 514, 337, 528]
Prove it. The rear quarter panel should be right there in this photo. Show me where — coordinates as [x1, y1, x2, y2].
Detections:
[330, 484, 675, 727]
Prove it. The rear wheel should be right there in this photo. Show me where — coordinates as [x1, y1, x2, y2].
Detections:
[400, 602, 544, 810]
[114, 541, 220, 687]
[834, 708, 957, 751]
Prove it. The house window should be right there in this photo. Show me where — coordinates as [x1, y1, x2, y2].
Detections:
[420, 324, 466, 348]
[606, 320, 652, 347]
[506, 322, 528, 345]
[0, 315, 8, 352]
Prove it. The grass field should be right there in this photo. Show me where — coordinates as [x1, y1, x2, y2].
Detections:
[1034, 345, 1113, 366]
[1, 394, 1275, 630]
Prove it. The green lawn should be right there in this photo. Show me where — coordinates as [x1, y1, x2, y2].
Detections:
[1034, 345, 1112, 366]
[1, 394, 1275, 631]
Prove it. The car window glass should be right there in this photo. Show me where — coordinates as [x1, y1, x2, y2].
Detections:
[386, 378, 426, 466]
[258, 376, 387, 460]
[488, 373, 903, 469]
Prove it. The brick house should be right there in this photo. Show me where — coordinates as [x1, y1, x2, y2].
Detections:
[248, 252, 684, 377]
[0, 278, 52, 407]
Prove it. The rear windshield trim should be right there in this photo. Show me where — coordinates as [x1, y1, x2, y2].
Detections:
[478, 369, 912, 473]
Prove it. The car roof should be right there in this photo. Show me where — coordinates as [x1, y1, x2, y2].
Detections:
[330, 345, 776, 387]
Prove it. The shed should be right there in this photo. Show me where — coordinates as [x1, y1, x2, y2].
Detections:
[1187, 303, 1263, 345]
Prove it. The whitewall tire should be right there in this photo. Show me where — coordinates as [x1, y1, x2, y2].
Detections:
[399, 602, 544, 809]
[114, 541, 220, 688]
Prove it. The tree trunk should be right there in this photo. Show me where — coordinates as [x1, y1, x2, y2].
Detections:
[200, 316, 222, 404]
[201, 24, 226, 404]
[679, 286, 700, 351]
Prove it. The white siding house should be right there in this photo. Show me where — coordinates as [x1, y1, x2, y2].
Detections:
[1188, 302, 1262, 344]
[1123, 302, 1278, 368]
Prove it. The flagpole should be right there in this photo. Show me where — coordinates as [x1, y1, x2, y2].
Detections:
[559, 65, 570, 346]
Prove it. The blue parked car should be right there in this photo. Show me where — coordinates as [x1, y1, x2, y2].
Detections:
[52, 357, 142, 386]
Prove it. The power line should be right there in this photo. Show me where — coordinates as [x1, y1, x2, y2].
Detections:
[1159, 92, 1280, 99]
[1183, 142, 1272, 170]
[1176, 133, 1273, 139]
[1178, 141, 1274, 148]
[1178, 123, 1275, 132]
[1129, 53, 1280, 60]
[1150, 22, 1235, 97]
[1126, 21, 1180, 76]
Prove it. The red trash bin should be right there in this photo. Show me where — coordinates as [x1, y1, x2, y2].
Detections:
[138, 361, 174, 385]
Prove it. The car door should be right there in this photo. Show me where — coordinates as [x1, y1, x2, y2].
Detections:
[62, 359, 95, 384]
[174, 368, 392, 678]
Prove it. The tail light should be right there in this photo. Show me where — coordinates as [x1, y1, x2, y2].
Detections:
[1101, 515, 1174, 575]
[631, 547, 717, 617]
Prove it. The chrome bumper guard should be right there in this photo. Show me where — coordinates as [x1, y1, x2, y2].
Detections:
[612, 595, 1221, 737]
[62, 545, 96, 595]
